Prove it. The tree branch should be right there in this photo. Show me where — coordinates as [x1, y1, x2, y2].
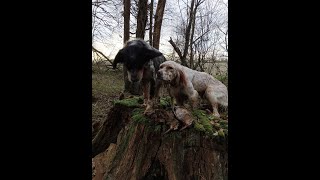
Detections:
[92, 46, 114, 65]
[192, 29, 210, 44]
[168, 37, 183, 61]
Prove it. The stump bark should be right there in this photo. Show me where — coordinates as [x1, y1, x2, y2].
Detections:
[92, 98, 228, 180]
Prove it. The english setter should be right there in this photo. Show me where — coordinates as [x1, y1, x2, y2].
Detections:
[157, 61, 228, 117]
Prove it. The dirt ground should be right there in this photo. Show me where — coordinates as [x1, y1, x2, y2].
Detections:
[92, 65, 124, 137]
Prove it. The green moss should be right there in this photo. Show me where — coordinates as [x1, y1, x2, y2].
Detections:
[114, 96, 143, 107]
[194, 122, 205, 132]
[191, 109, 228, 138]
[131, 108, 149, 124]
[192, 109, 214, 135]
[113, 123, 136, 162]
[217, 129, 225, 138]
[202, 121, 214, 135]
[223, 129, 228, 135]
[121, 125, 135, 151]
[220, 123, 228, 130]
[185, 133, 198, 146]
[159, 96, 171, 108]
[208, 114, 222, 121]
[154, 125, 162, 133]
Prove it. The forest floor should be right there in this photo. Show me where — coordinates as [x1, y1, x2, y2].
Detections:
[92, 65, 124, 123]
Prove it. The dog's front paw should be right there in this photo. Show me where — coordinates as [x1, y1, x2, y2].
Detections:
[143, 108, 154, 116]
[142, 98, 149, 107]
[212, 112, 220, 118]
[143, 101, 154, 116]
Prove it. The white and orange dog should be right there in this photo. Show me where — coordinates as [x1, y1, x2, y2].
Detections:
[157, 61, 228, 117]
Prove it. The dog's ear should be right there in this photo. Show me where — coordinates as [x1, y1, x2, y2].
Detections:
[177, 69, 187, 87]
[145, 48, 163, 60]
[113, 49, 124, 69]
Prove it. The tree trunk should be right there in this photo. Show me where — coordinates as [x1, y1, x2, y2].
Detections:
[189, 0, 202, 70]
[123, 0, 131, 93]
[181, 0, 195, 67]
[92, 97, 228, 180]
[168, 0, 196, 67]
[189, 10, 196, 69]
[168, 37, 183, 60]
[136, 0, 148, 39]
[153, 0, 166, 49]
[149, 0, 154, 46]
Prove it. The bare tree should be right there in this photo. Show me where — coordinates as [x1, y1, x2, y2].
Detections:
[189, 0, 204, 68]
[168, 0, 204, 67]
[123, 0, 132, 93]
[168, 0, 227, 74]
[219, 0, 228, 53]
[92, 46, 114, 65]
[180, 0, 196, 67]
[217, 23, 228, 53]
[92, 0, 123, 45]
[153, 0, 166, 49]
[149, 0, 154, 46]
[124, 0, 130, 43]
[136, 0, 148, 39]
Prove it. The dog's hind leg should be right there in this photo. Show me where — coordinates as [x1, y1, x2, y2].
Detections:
[205, 86, 220, 118]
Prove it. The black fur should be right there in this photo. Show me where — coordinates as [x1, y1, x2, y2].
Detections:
[113, 39, 163, 74]
[113, 39, 166, 99]
[143, 56, 166, 98]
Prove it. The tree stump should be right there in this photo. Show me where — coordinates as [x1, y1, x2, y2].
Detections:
[92, 96, 228, 180]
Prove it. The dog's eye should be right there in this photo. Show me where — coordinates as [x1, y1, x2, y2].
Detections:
[168, 67, 173, 69]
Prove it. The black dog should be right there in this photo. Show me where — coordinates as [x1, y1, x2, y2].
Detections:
[113, 39, 166, 114]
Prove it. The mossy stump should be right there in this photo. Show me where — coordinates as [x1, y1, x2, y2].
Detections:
[92, 96, 228, 180]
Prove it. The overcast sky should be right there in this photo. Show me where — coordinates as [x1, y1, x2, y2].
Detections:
[92, 0, 227, 60]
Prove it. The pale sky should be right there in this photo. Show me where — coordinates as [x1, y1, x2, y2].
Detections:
[92, 0, 228, 60]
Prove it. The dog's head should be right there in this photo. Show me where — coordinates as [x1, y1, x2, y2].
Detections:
[113, 39, 163, 82]
[157, 61, 186, 86]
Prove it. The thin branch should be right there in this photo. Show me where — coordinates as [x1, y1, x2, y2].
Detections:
[168, 37, 183, 61]
[192, 29, 210, 44]
[92, 46, 113, 65]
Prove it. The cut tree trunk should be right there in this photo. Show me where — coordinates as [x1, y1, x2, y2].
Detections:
[92, 97, 228, 180]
